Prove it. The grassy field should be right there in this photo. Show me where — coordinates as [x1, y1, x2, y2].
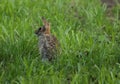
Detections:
[0, 0, 120, 84]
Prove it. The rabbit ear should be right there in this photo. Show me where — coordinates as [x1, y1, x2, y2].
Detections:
[41, 17, 50, 26]
[41, 17, 51, 34]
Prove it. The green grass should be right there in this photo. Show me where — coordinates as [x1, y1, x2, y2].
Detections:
[0, 0, 120, 83]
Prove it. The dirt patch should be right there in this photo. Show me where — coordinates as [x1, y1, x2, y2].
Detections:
[101, 0, 120, 21]
[101, 0, 117, 8]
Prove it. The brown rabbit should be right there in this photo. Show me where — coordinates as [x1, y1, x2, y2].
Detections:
[35, 17, 59, 61]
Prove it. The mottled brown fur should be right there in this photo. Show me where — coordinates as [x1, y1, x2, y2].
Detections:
[35, 17, 59, 61]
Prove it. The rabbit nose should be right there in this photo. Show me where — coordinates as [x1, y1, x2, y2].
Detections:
[35, 27, 42, 36]
[35, 30, 38, 34]
[35, 30, 40, 36]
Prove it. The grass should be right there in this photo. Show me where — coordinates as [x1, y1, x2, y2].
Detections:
[0, 0, 120, 83]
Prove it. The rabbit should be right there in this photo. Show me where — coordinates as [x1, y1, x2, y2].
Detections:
[35, 17, 59, 61]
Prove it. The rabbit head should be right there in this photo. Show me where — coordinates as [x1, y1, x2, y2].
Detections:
[35, 17, 50, 36]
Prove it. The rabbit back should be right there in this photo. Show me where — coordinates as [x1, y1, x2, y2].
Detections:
[39, 34, 59, 61]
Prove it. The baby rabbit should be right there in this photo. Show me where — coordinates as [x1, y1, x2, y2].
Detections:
[35, 17, 59, 61]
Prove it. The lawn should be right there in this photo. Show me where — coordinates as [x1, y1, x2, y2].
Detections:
[0, 0, 120, 84]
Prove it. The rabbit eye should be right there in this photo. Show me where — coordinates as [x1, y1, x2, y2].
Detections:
[39, 27, 42, 31]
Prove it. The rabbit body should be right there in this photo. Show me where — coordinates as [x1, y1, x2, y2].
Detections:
[38, 34, 58, 61]
[35, 18, 59, 61]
